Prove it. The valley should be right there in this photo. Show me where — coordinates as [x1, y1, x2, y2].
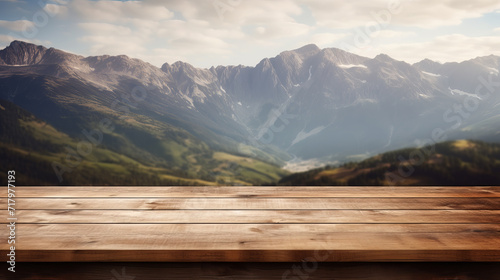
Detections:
[1, 41, 499, 185]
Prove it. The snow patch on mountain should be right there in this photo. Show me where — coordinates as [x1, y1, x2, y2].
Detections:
[182, 95, 195, 108]
[384, 126, 394, 148]
[290, 126, 326, 146]
[338, 64, 367, 69]
[422, 71, 441, 77]
[487, 67, 499, 76]
[352, 98, 378, 106]
[449, 87, 482, 100]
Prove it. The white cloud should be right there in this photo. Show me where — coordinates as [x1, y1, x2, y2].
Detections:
[308, 33, 348, 48]
[357, 34, 500, 64]
[71, 1, 174, 64]
[170, 36, 229, 53]
[43, 3, 69, 17]
[144, 0, 302, 26]
[370, 30, 415, 39]
[158, 19, 241, 55]
[301, 0, 500, 28]
[251, 21, 311, 40]
[0, 34, 50, 49]
[71, 0, 311, 67]
[0, 34, 15, 46]
[79, 23, 132, 36]
[78, 22, 146, 57]
[17, 0, 497, 68]
[72, 0, 174, 22]
[0, 20, 35, 32]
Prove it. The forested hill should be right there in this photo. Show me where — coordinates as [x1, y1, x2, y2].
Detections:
[0, 100, 288, 186]
[278, 140, 500, 186]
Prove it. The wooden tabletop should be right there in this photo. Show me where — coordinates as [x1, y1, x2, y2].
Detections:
[1, 186, 500, 262]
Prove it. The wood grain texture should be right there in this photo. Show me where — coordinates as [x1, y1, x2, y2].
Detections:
[11, 209, 500, 224]
[2, 224, 500, 250]
[4, 249, 500, 262]
[2, 197, 500, 210]
[4, 186, 500, 197]
[1, 186, 499, 262]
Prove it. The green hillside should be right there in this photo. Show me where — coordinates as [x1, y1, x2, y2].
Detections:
[0, 100, 288, 185]
[279, 140, 500, 186]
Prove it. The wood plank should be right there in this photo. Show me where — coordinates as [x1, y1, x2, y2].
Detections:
[2, 186, 499, 263]
[5, 249, 500, 262]
[12, 209, 500, 224]
[3, 197, 499, 210]
[5, 262, 500, 279]
[4, 186, 500, 198]
[1, 224, 499, 261]
[2, 224, 499, 250]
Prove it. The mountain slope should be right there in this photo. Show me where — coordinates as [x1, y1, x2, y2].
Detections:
[0, 99, 288, 185]
[278, 140, 500, 186]
[1, 40, 500, 180]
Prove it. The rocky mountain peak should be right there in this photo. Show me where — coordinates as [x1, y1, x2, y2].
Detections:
[255, 58, 274, 72]
[468, 55, 500, 69]
[162, 61, 201, 77]
[413, 58, 442, 73]
[0, 40, 86, 68]
[1, 40, 500, 165]
[288, 44, 320, 58]
[320, 47, 368, 65]
[374, 53, 396, 63]
[0, 40, 48, 65]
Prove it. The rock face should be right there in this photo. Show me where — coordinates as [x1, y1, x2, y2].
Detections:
[0, 41, 48, 65]
[1, 40, 500, 166]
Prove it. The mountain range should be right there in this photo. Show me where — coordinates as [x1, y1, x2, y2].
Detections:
[1, 40, 499, 184]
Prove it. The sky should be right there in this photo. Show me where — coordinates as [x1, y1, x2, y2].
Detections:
[0, 0, 499, 68]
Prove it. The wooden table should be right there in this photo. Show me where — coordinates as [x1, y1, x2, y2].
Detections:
[1, 186, 500, 262]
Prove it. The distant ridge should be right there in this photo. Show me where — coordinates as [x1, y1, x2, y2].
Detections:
[1, 40, 500, 171]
